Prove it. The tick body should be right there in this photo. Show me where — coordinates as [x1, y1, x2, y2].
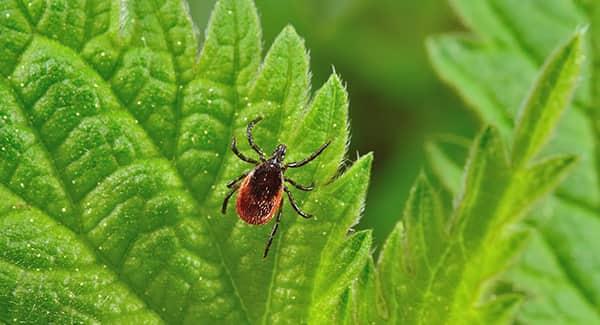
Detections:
[222, 117, 330, 258]
[235, 163, 283, 225]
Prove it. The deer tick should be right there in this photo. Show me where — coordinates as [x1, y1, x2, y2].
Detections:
[221, 117, 330, 258]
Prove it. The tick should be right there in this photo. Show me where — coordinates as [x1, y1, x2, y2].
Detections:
[221, 117, 330, 258]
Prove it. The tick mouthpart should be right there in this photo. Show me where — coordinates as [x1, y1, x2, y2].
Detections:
[272, 144, 287, 163]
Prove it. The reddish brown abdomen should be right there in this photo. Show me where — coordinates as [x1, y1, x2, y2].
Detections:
[236, 163, 283, 225]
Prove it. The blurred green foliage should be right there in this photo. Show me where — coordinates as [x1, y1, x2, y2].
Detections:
[188, 0, 477, 245]
[427, 0, 600, 322]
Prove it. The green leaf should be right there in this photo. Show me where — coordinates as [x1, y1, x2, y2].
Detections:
[372, 25, 582, 323]
[511, 32, 584, 167]
[378, 128, 574, 323]
[426, 139, 597, 325]
[0, 0, 374, 323]
[428, 0, 600, 323]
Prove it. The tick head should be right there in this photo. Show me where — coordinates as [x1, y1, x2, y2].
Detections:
[272, 144, 287, 164]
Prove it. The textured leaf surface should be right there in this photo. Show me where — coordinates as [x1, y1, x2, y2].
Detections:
[428, 0, 600, 323]
[0, 0, 372, 323]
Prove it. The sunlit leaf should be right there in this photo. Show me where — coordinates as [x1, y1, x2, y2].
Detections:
[0, 0, 373, 323]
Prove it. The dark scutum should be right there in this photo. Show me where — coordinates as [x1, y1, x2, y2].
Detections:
[235, 162, 284, 224]
[249, 163, 283, 200]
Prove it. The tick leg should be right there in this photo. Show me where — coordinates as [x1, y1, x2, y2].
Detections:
[263, 202, 283, 258]
[284, 186, 313, 219]
[286, 141, 331, 168]
[227, 171, 250, 188]
[247, 117, 267, 160]
[285, 177, 314, 191]
[231, 137, 259, 164]
[222, 183, 240, 214]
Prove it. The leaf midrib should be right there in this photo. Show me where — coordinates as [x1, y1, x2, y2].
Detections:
[112, 2, 254, 321]
[142, 1, 251, 321]
[110, 2, 254, 322]
[260, 32, 302, 325]
[184, 1, 255, 322]
[10, 3, 254, 322]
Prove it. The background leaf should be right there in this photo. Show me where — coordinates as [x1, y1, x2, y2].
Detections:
[372, 29, 583, 324]
[427, 0, 600, 323]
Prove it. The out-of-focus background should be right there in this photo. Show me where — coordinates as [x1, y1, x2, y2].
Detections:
[188, 0, 478, 248]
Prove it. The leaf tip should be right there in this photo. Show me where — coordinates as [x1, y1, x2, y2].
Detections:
[568, 27, 586, 62]
[415, 169, 431, 185]
[346, 230, 374, 258]
[511, 29, 585, 166]
[278, 24, 304, 45]
[359, 152, 374, 169]
[267, 24, 309, 68]
[317, 72, 348, 106]
[343, 153, 373, 187]
[325, 72, 344, 90]
[353, 229, 374, 244]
